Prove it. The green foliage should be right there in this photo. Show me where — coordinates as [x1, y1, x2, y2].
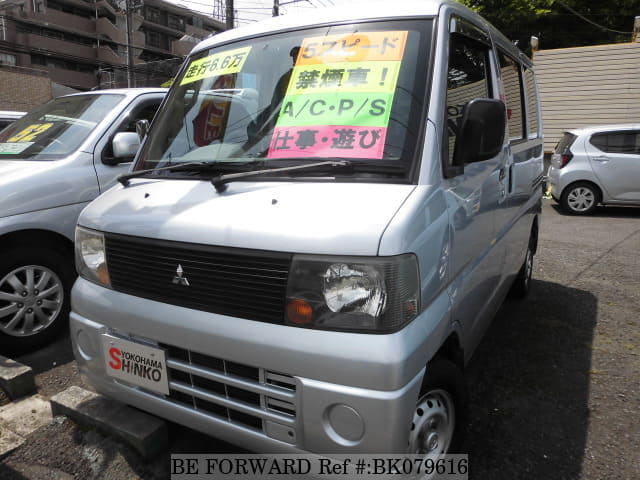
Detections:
[458, 0, 640, 52]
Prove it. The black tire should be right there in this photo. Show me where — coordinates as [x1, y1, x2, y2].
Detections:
[560, 182, 600, 215]
[408, 357, 467, 455]
[510, 233, 535, 298]
[0, 247, 75, 355]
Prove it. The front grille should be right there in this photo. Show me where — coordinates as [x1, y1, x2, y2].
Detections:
[159, 343, 298, 439]
[105, 234, 291, 324]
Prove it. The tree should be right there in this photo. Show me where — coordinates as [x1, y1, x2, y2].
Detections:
[459, 0, 640, 52]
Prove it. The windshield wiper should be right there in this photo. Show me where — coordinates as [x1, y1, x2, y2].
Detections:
[118, 162, 211, 186]
[211, 160, 351, 193]
[117, 161, 268, 186]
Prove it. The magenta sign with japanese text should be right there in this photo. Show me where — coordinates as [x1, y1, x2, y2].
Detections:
[268, 31, 408, 159]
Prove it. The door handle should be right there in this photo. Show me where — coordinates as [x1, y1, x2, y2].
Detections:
[498, 167, 506, 198]
[592, 156, 610, 163]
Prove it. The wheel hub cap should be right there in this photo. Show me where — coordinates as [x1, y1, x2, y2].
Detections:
[408, 389, 455, 455]
[568, 187, 594, 212]
[0, 265, 63, 337]
[426, 432, 439, 451]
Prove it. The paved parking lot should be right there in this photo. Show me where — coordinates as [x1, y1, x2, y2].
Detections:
[1, 199, 638, 479]
[465, 200, 639, 479]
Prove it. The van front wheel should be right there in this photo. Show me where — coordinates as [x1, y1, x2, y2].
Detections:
[409, 357, 467, 454]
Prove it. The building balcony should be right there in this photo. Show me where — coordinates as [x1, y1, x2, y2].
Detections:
[96, 16, 126, 44]
[95, 0, 118, 18]
[16, 32, 97, 61]
[171, 38, 197, 57]
[95, 16, 145, 47]
[30, 9, 95, 33]
[46, 66, 97, 90]
[185, 24, 212, 41]
[54, 0, 98, 11]
[97, 45, 125, 65]
[141, 18, 185, 38]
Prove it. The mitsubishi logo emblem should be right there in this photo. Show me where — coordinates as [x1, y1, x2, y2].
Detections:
[172, 264, 190, 286]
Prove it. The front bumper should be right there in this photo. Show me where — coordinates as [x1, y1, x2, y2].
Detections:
[70, 279, 430, 454]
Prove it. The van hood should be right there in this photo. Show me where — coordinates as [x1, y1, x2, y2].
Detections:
[80, 179, 416, 255]
[0, 156, 96, 218]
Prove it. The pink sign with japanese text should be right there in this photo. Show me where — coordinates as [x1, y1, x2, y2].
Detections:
[268, 31, 408, 160]
[269, 126, 386, 159]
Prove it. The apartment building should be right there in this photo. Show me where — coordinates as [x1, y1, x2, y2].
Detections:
[0, 0, 226, 90]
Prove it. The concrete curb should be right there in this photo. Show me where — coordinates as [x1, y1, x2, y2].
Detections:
[0, 356, 36, 400]
[50, 386, 168, 460]
[0, 426, 24, 459]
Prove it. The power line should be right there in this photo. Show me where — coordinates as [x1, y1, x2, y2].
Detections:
[552, 0, 634, 35]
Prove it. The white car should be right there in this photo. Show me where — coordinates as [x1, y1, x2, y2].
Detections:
[0, 110, 26, 130]
[0, 89, 166, 353]
[548, 124, 640, 214]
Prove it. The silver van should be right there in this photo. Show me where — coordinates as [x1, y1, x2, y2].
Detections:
[71, 0, 543, 455]
[0, 88, 166, 352]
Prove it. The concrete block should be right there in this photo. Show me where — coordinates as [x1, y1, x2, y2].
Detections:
[0, 395, 52, 437]
[50, 386, 168, 459]
[0, 356, 36, 399]
[0, 426, 24, 459]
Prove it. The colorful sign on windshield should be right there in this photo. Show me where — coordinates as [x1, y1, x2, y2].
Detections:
[180, 46, 252, 86]
[268, 31, 408, 159]
[0, 123, 54, 154]
[7, 123, 53, 143]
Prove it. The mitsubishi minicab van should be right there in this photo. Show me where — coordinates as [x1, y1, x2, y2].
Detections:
[71, 0, 543, 456]
[0, 88, 166, 353]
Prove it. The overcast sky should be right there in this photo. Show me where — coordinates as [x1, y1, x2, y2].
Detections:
[168, 0, 331, 26]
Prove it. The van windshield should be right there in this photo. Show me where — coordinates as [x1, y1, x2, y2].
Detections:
[137, 19, 432, 181]
[0, 94, 124, 161]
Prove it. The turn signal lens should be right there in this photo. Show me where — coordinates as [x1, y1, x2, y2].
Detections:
[97, 264, 111, 286]
[287, 299, 313, 325]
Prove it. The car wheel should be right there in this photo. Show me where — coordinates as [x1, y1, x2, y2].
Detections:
[0, 248, 74, 354]
[510, 234, 534, 298]
[561, 182, 599, 215]
[408, 357, 467, 455]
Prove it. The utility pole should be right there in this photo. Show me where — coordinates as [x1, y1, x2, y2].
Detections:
[125, 0, 135, 87]
[226, 0, 234, 29]
[273, 0, 279, 16]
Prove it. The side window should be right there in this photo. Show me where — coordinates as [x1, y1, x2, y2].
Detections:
[118, 102, 160, 133]
[446, 33, 492, 165]
[498, 51, 524, 142]
[590, 131, 640, 154]
[102, 99, 162, 161]
[524, 68, 539, 139]
[589, 133, 608, 151]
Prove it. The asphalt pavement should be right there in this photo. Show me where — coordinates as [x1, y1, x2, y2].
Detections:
[1, 199, 638, 479]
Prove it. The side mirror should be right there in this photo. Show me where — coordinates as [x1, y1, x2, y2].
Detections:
[105, 131, 140, 165]
[136, 119, 150, 140]
[453, 98, 506, 166]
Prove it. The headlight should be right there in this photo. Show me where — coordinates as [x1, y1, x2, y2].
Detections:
[286, 254, 419, 333]
[75, 226, 110, 287]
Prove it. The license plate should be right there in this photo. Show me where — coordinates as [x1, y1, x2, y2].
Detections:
[101, 334, 170, 395]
